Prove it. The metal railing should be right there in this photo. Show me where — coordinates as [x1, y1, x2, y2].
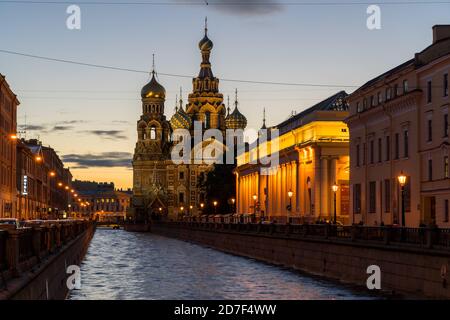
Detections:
[160, 221, 450, 251]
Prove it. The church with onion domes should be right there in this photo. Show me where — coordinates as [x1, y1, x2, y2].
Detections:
[131, 20, 248, 221]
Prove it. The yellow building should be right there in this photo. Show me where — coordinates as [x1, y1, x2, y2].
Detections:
[236, 92, 350, 224]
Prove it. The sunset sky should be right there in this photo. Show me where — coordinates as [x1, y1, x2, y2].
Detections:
[0, 0, 449, 189]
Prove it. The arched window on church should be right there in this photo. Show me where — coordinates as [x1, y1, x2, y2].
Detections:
[150, 127, 157, 140]
[204, 112, 211, 129]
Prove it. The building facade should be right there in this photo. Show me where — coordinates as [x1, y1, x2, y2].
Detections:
[72, 181, 132, 221]
[132, 22, 247, 221]
[236, 92, 350, 224]
[0, 74, 19, 218]
[346, 25, 450, 227]
[15, 139, 72, 219]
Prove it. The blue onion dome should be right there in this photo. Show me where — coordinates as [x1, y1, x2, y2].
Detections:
[141, 73, 166, 99]
[170, 107, 192, 130]
[226, 107, 247, 130]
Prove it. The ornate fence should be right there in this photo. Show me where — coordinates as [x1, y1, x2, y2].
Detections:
[165, 221, 450, 251]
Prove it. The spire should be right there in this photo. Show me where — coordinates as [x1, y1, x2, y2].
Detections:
[179, 87, 184, 111]
[175, 94, 178, 112]
[262, 108, 267, 129]
[234, 89, 239, 110]
[227, 95, 231, 116]
[151, 53, 156, 76]
[204, 16, 208, 36]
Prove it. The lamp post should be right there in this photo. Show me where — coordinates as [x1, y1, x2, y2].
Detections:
[398, 172, 407, 227]
[180, 206, 184, 220]
[287, 190, 293, 224]
[213, 201, 218, 214]
[332, 183, 339, 224]
[231, 198, 236, 214]
[252, 194, 257, 222]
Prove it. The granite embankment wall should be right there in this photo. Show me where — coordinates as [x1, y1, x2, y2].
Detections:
[152, 222, 450, 299]
[0, 221, 95, 300]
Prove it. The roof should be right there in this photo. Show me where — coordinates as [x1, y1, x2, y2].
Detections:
[275, 91, 349, 134]
[358, 59, 415, 92]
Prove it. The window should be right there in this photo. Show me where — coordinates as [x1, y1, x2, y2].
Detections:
[395, 133, 399, 159]
[445, 114, 449, 138]
[370, 140, 374, 164]
[428, 119, 433, 142]
[204, 112, 211, 129]
[377, 92, 382, 104]
[444, 74, 448, 97]
[427, 80, 432, 103]
[363, 99, 367, 110]
[150, 127, 156, 140]
[378, 138, 382, 163]
[404, 130, 409, 158]
[363, 143, 367, 165]
[356, 144, 360, 167]
[369, 181, 376, 213]
[385, 136, 390, 161]
[445, 156, 449, 179]
[394, 84, 399, 97]
[445, 200, 449, 223]
[179, 172, 185, 180]
[404, 177, 411, 212]
[386, 88, 392, 101]
[353, 184, 361, 214]
[178, 192, 184, 204]
[356, 102, 362, 113]
[428, 159, 433, 181]
[384, 179, 391, 213]
[370, 96, 375, 107]
[403, 80, 409, 94]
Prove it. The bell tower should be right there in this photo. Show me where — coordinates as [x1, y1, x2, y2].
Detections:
[186, 18, 226, 134]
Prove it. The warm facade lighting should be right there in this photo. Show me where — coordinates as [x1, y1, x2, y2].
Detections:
[252, 194, 257, 201]
[9, 134, 18, 140]
[58, 182, 63, 187]
[35, 156, 42, 162]
[288, 190, 293, 198]
[213, 201, 218, 207]
[49, 171, 56, 177]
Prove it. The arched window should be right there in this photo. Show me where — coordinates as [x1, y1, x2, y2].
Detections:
[150, 127, 157, 140]
[204, 112, 211, 129]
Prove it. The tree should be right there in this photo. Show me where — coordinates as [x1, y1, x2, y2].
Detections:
[198, 164, 236, 215]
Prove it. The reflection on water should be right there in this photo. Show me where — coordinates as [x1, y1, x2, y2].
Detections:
[69, 228, 378, 300]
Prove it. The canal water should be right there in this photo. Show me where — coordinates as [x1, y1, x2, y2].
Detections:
[69, 228, 379, 300]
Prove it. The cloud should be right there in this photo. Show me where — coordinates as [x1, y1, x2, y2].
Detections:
[86, 130, 128, 140]
[62, 152, 132, 169]
[176, 0, 283, 16]
[18, 124, 46, 131]
[52, 125, 74, 132]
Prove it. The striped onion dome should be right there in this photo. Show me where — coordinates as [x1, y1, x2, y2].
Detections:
[170, 107, 192, 130]
[226, 106, 247, 130]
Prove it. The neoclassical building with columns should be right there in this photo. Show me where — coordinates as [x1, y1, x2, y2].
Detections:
[236, 91, 350, 223]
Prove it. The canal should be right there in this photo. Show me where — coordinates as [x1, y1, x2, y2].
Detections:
[69, 228, 379, 300]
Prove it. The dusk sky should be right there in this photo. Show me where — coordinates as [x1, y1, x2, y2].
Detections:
[0, 0, 449, 189]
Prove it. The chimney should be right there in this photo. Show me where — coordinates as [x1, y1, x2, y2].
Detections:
[433, 25, 450, 44]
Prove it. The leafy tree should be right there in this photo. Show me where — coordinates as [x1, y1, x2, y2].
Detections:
[198, 164, 236, 214]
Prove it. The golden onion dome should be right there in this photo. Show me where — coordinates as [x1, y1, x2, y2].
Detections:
[170, 107, 192, 130]
[226, 107, 247, 130]
[141, 73, 166, 99]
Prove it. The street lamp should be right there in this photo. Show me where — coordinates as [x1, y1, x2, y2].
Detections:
[213, 201, 218, 214]
[398, 172, 407, 227]
[332, 183, 339, 224]
[49, 171, 56, 177]
[231, 198, 236, 214]
[189, 205, 193, 216]
[200, 203, 204, 211]
[287, 190, 293, 224]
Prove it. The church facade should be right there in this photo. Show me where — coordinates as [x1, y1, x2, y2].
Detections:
[131, 22, 247, 221]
